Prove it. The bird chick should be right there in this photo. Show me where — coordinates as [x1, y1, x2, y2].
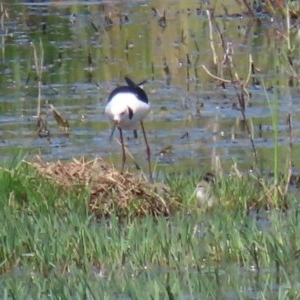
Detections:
[195, 179, 217, 208]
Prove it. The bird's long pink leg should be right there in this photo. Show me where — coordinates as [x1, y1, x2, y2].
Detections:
[140, 121, 153, 183]
[118, 128, 126, 174]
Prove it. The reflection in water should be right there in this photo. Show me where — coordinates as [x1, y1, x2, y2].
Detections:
[0, 0, 299, 176]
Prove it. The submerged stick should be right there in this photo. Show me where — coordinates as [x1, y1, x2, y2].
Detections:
[206, 9, 218, 65]
[32, 38, 44, 117]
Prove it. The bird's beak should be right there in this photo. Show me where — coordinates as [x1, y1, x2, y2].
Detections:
[109, 121, 118, 141]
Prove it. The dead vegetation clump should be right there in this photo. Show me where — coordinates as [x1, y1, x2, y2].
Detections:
[26, 156, 172, 218]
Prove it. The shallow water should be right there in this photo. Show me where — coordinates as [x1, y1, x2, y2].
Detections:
[0, 0, 300, 176]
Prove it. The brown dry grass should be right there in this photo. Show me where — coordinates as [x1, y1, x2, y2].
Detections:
[26, 156, 173, 218]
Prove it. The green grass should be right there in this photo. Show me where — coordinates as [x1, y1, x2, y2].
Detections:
[0, 159, 300, 299]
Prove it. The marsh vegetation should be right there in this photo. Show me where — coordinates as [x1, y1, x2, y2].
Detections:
[1, 0, 300, 299]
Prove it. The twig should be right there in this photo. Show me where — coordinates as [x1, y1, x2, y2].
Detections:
[31, 39, 44, 117]
[286, 4, 291, 51]
[202, 10, 257, 165]
[284, 113, 292, 195]
[201, 64, 232, 83]
[206, 9, 218, 65]
[244, 54, 253, 88]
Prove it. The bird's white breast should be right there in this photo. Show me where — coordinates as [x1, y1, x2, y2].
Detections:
[105, 92, 150, 130]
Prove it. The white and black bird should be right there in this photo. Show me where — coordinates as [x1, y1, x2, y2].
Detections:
[105, 76, 153, 182]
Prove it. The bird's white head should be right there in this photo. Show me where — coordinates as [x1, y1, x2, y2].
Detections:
[106, 101, 134, 140]
[109, 104, 132, 124]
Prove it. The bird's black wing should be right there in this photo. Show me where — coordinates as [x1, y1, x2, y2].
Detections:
[125, 76, 147, 88]
[125, 76, 138, 88]
[124, 77, 149, 104]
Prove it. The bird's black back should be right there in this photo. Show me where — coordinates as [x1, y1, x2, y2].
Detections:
[108, 77, 149, 104]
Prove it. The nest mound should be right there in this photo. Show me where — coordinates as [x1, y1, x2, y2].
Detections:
[27, 156, 171, 218]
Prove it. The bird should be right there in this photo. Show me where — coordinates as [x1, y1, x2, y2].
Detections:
[195, 180, 216, 208]
[195, 173, 217, 208]
[105, 76, 153, 183]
